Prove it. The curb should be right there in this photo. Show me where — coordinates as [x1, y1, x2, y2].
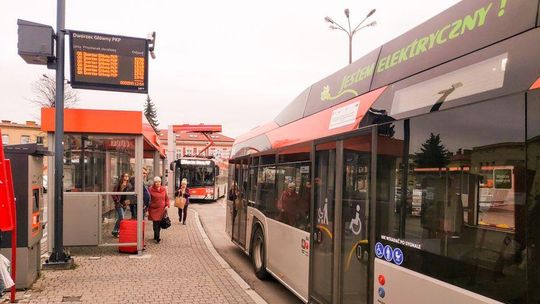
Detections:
[191, 210, 268, 304]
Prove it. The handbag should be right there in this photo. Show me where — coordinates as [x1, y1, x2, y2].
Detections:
[160, 210, 171, 229]
[175, 196, 186, 209]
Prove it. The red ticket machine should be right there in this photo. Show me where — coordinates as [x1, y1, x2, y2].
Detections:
[0, 129, 16, 303]
[0, 131, 15, 231]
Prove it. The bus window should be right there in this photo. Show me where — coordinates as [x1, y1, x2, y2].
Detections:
[527, 90, 540, 301]
[257, 166, 276, 215]
[478, 166, 515, 228]
[227, 159, 236, 201]
[275, 163, 311, 231]
[249, 165, 258, 203]
[375, 94, 526, 303]
[260, 154, 276, 165]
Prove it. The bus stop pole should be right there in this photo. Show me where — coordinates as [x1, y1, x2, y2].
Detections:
[153, 151, 160, 181]
[136, 136, 143, 255]
[48, 0, 68, 264]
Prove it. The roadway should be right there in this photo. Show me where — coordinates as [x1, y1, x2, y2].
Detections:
[190, 198, 302, 304]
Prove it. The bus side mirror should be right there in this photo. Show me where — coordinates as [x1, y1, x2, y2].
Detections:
[170, 162, 175, 171]
[215, 165, 220, 176]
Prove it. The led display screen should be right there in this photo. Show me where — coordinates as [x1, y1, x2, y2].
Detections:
[69, 31, 148, 93]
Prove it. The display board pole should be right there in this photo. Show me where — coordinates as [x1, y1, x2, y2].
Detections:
[48, 0, 68, 264]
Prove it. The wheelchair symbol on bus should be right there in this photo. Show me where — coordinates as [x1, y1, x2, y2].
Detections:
[349, 204, 362, 236]
[375, 242, 384, 259]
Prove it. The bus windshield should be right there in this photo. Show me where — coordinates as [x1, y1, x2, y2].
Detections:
[178, 165, 215, 187]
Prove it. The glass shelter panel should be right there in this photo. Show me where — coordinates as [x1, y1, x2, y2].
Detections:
[63, 135, 135, 192]
[101, 193, 138, 245]
[62, 134, 138, 246]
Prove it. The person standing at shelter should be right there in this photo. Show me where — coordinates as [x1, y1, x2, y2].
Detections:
[148, 176, 169, 243]
[176, 178, 190, 225]
[112, 173, 135, 238]
[142, 169, 151, 217]
[128, 176, 137, 219]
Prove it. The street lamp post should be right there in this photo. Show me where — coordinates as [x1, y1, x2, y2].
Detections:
[325, 8, 377, 64]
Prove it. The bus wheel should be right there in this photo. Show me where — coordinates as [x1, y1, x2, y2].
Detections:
[251, 227, 269, 280]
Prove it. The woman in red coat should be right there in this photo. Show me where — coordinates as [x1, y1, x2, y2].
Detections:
[148, 176, 169, 243]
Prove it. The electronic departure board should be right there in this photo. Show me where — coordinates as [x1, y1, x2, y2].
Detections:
[69, 31, 148, 93]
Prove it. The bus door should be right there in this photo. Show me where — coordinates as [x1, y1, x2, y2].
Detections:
[310, 142, 336, 304]
[225, 160, 240, 239]
[232, 158, 249, 247]
[310, 132, 372, 304]
[340, 133, 372, 304]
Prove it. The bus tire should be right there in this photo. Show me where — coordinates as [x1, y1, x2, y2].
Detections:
[251, 227, 269, 280]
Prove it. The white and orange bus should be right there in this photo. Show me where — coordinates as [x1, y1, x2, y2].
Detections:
[226, 1, 540, 303]
[171, 157, 227, 201]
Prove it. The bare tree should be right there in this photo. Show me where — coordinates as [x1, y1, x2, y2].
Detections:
[29, 74, 79, 108]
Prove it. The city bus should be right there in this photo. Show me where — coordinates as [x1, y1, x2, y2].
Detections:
[226, 1, 540, 303]
[170, 157, 227, 200]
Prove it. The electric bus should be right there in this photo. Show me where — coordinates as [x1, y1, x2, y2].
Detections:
[171, 157, 227, 201]
[226, 0, 540, 303]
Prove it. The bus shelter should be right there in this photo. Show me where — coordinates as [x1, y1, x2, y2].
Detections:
[41, 108, 166, 254]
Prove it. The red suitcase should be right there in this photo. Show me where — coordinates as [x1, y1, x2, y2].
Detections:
[118, 219, 145, 253]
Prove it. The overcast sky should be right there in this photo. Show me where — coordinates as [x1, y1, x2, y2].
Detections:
[1, 0, 459, 138]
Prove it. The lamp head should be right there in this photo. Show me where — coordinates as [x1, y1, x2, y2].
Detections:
[147, 31, 156, 59]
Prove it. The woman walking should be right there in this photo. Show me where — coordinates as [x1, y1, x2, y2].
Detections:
[111, 173, 134, 238]
[148, 176, 169, 243]
[176, 178, 190, 225]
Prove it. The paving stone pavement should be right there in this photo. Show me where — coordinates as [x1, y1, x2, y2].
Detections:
[1, 210, 255, 304]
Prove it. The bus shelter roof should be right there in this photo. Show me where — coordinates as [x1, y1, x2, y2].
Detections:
[41, 108, 165, 158]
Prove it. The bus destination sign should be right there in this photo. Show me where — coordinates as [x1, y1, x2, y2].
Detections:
[69, 31, 148, 93]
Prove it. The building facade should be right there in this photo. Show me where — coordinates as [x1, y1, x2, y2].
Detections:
[0, 120, 47, 146]
[160, 128, 234, 160]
